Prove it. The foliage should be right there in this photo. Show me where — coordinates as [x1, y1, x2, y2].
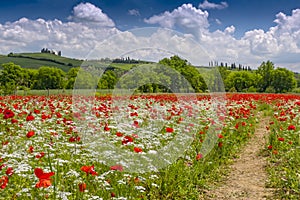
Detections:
[224, 71, 259, 92]
[265, 99, 300, 199]
[32, 66, 66, 89]
[257, 61, 275, 92]
[0, 57, 298, 94]
[159, 55, 207, 93]
[98, 71, 117, 89]
[271, 68, 297, 93]
[0, 62, 29, 94]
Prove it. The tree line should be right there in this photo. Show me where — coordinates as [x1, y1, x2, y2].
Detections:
[0, 57, 298, 95]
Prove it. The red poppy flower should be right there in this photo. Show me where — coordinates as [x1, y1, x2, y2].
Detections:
[3, 109, 14, 119]
[104, 125, 110, 131]
[134, 147, 143, 153]
[6, 167, 13, 176]
[36, 152, 45, 159]
[110, 165, 123, 172]
[2, 141, 9, 146]
[235, 123, 239, 129]
[122, 136, 134, 145]
[69, 136, 81, 142]
[111, 192, 116, 197]
[166, 127, 174, 133]
[78, 183, 86, 192]
[278, 137, 284, 142]
[80, 165, 98, 176]
[11, 118, 18, 124]
[0, 164, 6, 170]
[196, 153, 203, 161]
[26, 131, 35, 138]
[130, 112, 138, 117]
[26, 115, 35, 121]
[116, 132, 123, 137]
[287, 125, 296, 130]
[267, 145, 273, 150]
[218, 134, 224, 139]
[34, 168, 55, 188]
[218, 142, 223, 148]
[28, 146, 34, 153]
[56, 112, 62, 118]
[133, 120, 139, 128]
[0, 176, 8, 189]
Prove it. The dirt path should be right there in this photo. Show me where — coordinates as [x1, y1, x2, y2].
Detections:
[204, 116, 274, 200]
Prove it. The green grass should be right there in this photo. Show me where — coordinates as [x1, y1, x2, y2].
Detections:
[17, 53, 83, 66]
[109, 63, 139, 70]
[0, 53, 83, 72]
[0, 53, 142, 72]
[265, 102, 300, 199]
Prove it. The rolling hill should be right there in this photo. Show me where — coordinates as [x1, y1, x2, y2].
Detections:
[0, 52, 83, 72]
[0, 52, 146, 72]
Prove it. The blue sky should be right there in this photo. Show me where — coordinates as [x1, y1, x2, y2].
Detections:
[0, 0, 300, 70]
[1, 0, 299, 37]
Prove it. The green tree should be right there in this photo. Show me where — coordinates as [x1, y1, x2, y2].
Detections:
[256, 61, 274, 92]
[98, 70, 117, 89]
[225, 71, 259, 92]
[217, 66, 231, 81]
[65, 67, 79, 89]
[32, 66, 66, 89]
[159, 56, 207, 93]
[0, 62, 30, 94]
[271, 68, 297, 93]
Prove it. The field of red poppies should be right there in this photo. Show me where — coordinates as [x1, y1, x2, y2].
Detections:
[0, 93, 299, 199]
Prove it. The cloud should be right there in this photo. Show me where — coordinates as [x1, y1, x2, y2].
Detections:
[144, 4, 209, 35]
[84, 28, 212, 66]
[242, 8, 300, 56]
[224, 25, 235, 34]
[69, 2, 115, 27]
[199, 0, 228, 10]
[215, 19, 222, 25]
[128, 9, 140, 16]
[0, 3, 119, 58]
[0, 2, 300, 71]
[144, 3, 300, 69]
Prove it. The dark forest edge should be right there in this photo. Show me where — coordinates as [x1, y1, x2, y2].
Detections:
[0, 55, 299, 95]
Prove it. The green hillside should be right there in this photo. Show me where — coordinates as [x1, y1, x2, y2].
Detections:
[0, 52, 83, 72]
[0, 53, 146, 72]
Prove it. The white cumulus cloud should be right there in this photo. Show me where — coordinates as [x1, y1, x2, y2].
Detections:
[0, 2, 300, 71]
[199, 0, 228, 10]
[144, 4, 209, 34]
[70, 2, 115, 27]
[0, 3, 119, 58]
[224, 25, 235, 34]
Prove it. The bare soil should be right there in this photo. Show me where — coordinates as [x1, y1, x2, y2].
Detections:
[203, 116, 275, 200]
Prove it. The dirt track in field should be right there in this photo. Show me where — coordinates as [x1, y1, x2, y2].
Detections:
[203, 116, 275, 200]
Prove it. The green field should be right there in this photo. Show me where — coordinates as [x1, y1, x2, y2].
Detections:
[0, 53, 83, 72]
[0, 53, 143, 72]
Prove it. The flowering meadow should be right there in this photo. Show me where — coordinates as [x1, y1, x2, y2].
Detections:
[0, 93, 299, 199]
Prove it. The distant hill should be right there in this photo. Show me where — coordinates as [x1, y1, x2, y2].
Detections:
[0, 52, 83, 72]
[0, 52, 153, 72]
